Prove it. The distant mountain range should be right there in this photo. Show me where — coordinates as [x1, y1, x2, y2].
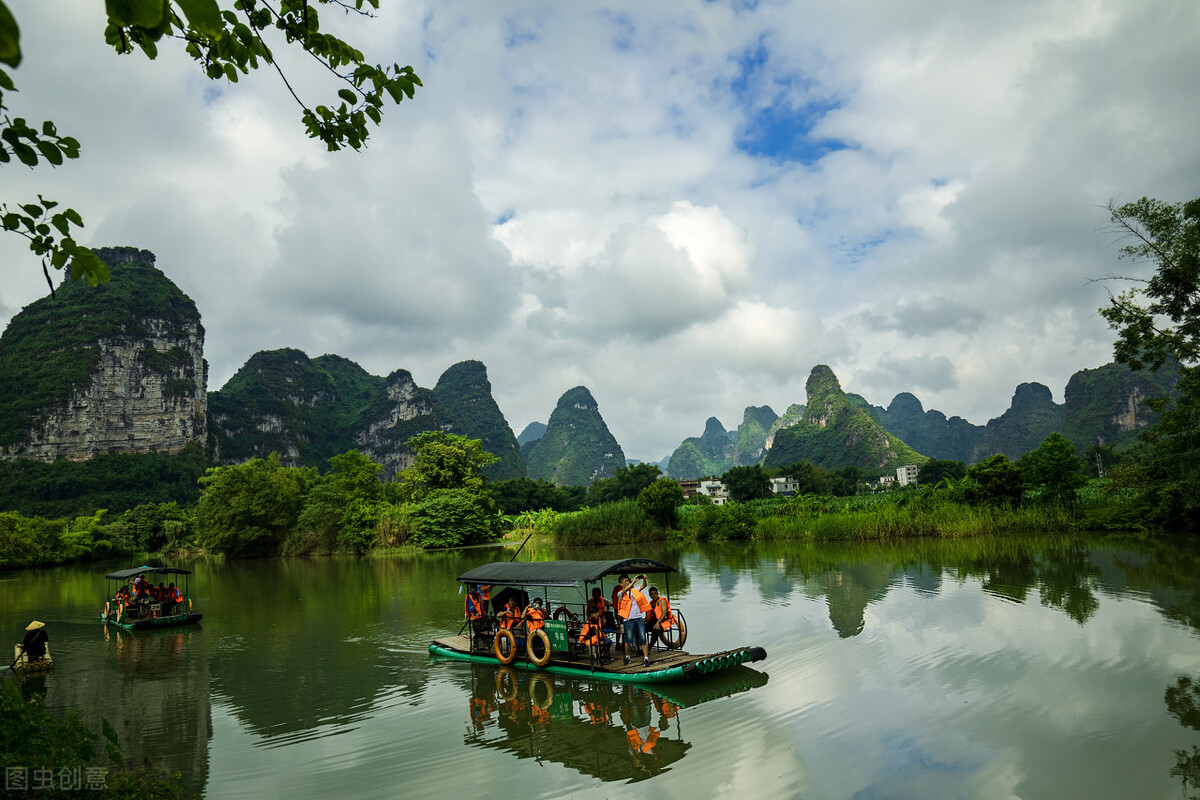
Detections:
[0, 247, 1181, 491]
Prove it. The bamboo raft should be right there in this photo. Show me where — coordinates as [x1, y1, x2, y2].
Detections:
[12, 643, 54, 674]
[431, 634, 766, 684]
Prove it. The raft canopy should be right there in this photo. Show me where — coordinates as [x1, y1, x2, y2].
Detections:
[104, 566, 193, 581]
[458, 559, 676, 588]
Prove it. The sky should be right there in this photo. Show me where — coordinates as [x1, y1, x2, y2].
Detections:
[1, 0, 1197, 462]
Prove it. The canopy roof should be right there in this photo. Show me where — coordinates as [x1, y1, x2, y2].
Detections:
[458, 559, 675, 588]
[104, 566, 193, 580]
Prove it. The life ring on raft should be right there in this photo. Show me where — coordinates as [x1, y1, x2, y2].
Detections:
[104, 601, 110, 619]
[494, 629, 517, 665]
[529, 673, 555, 710]
[116, 602, 124, 623]
[189, 598, 192, 613]
[495, 667, 518, 703]
[552, 606, 575, 621]
[527, 628, 552, 668]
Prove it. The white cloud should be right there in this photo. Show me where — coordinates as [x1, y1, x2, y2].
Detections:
[2, 0, 1197, 458]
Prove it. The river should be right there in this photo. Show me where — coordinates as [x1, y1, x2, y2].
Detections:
[3, 534, 1200, 799]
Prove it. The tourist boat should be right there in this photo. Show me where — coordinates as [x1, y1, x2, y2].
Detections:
[428, 558, 767, 684]
[100, 566, 203, 630]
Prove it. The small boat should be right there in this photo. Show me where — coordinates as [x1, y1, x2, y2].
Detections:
[100, 566, 203, 630]
[428, 558, 767, 684]
[11, 643, 54, 674]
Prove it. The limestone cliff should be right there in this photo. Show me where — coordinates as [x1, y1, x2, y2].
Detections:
[764, 365, 925, 473]
[432, 360, 525, 480]
[352, 368, 441, 480]
[0, 247, 206, 461]
[525, 386, 625, 486]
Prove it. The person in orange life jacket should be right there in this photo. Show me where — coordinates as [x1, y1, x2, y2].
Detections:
[168, 583, 183, 609]
[616, 573, 652, 667]
[578, 609, 611, 662]
[465, 586, 490, 638]
[132, 575, 149, 603]
[645, 586, 675, 649]
[497, 598, 521, 630]
[590, 587, 616, 634]
[522, 597, 546, 632]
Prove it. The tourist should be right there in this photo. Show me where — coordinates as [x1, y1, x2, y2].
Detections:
[578, 609, 610, 663]
[616, 573, 652, 667]
[646, 586, 675, 650]
[522, 597, 546, 632]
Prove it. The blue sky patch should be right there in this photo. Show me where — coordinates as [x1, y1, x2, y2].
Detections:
[732, 38, 848, 164]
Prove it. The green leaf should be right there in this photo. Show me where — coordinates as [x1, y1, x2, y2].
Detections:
[19, 203, 40, 217]
[338, 88, 358, 104]
[176, 0, 223, 37]
[63, 208, 84, 227]
[105, 0, 165, 29]
[0, 0, 20, 68]
[35, 141, 63, 165]
[12, 142, 37, 166]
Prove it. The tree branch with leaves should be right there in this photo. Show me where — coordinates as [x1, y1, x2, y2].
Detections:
[0, 0, 421, 295]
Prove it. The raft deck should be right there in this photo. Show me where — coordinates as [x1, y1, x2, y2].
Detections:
[430, 635, 766, 684]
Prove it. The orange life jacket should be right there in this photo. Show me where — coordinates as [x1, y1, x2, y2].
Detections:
[579, 622, 602, 646]
[499, 600, 521, 629]
[171, 587, 183, 604]
[588, 597, 607, 615]
[617, 588, 651, 619]
[465, 592, 485, 620]
[626, 727, 660, 753]
[651, 596, 675, 628]
[524, 606, 545, 631]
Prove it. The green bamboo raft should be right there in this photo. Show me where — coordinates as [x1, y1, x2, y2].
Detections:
[430, 635, 766, 684]
[429, 557, 768, 685]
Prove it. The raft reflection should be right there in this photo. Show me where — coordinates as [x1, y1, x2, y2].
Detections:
[456, 664, 768, 782]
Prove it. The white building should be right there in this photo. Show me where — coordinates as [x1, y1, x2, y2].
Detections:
[698, 480, 730, 505]
[769, 476, 799, 496]
[896, 464, 919, 487]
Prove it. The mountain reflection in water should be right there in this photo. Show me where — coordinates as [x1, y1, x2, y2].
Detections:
[453, 663, 768, 782]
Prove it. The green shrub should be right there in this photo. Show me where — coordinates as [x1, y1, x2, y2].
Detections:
[409, 489, 498, 548]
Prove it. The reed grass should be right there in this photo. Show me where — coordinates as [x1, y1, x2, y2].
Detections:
[753, 500, 1072, 541]
[552, 499, 667, 546]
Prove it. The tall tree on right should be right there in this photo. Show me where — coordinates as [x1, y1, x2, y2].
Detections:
[1100, 196, 1200, 528]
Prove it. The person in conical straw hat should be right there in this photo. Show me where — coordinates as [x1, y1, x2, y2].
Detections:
[21, 620, 48, 662]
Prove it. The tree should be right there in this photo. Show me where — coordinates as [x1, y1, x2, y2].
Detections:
[1019, 433, 1086, 507]
[962, 454, 1023, 508]
[586, 462, 662, 506]
[721, 464, 769, 502]
[0, 0, 422, 290]
[920, 459, 967, 489]
[297, 449, 384, 552]
[408, 488, 498, 549]
[1100, 196, 1200, 527]
[637, 478, 684, 529]
[194, 453, 317, 556]
[395, 431, 498, 502]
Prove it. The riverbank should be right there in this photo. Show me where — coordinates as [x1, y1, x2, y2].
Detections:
[0, 482, 1154, 571]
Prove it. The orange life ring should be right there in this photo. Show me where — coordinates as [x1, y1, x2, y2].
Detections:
[494, 629, 517, 665]
[552, 606, 574, 621]
[104, 601, 110, 619]
[527, 628, 552, 668]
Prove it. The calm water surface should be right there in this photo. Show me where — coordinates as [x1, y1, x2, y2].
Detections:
[4, 535, 1200, 799]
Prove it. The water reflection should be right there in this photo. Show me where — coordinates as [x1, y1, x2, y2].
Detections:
[1166, 675, 1200, 798]
[454, 663, 767, 782]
